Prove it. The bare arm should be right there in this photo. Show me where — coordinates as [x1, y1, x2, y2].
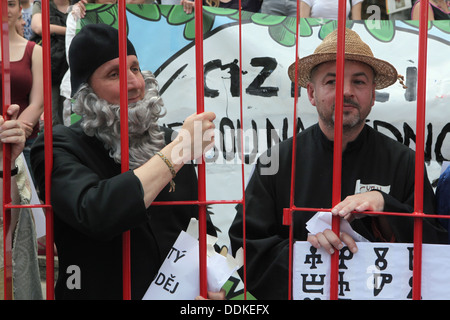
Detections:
[31, 12, 66, 37]
[351, 2, 362, 20]
[17, 44, 44, 138]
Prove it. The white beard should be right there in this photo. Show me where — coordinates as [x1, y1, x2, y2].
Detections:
[72, 71, 167, 169]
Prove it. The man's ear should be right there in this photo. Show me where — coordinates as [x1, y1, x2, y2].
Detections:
[306, 82, 316, 106]
[370, 84, 376, 108]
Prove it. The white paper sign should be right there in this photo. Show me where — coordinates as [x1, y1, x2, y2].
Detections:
[143, 230, 200, 299]
[142, 219, 243, 300]
[293, 241, 450, 300]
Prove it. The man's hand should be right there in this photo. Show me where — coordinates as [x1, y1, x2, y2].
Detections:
[71, 0, 88, 19]
[171, 111, 216, 164]
[307, 191, 385, 254]
[331, 191, 384, 222]
[307, 230, 358, 255]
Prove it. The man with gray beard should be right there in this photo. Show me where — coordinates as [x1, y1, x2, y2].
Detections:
[30, 23, 219, 299]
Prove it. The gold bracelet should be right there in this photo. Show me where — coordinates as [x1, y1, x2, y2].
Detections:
[156, 151, 176, 192]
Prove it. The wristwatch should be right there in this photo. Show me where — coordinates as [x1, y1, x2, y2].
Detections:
[0, 166, 19, 178]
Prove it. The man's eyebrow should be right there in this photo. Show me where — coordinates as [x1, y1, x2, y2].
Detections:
[317, 72, 336, 82]
[321, 72, 370, 80]
[353, 72, 370, 79]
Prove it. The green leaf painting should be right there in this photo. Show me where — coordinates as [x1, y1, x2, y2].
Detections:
[82, 3, 450, 46]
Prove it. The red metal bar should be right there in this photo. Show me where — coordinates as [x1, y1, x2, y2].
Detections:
[6, 204, 52, 209]
[194, 0, 208, 298]
[41, 0, 55, 300]
[0, 0, 13, 300]
[412, 0, 430, 301]
[117, 0, 132, 300]
[287, 0, 302, 301]
[290, 206, 450, 220]
[237, 0, 247, 300]
[153, 199, 242, 206]
[329, 0, 347, 300]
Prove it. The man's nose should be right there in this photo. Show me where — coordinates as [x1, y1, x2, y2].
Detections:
[127, 71, 142, 90]
[343, 79, 355, 98]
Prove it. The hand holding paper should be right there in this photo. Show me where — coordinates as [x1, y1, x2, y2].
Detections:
[306, 211, 369, 255]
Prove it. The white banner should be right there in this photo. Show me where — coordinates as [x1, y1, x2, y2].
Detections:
[293, 241, 450, 300]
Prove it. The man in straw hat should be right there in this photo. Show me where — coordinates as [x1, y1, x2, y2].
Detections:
[30, 23, 222, 300]
[229, 28, 447, 300]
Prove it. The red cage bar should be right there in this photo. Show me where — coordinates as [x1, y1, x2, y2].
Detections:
[1, 0, 13, 301]
[411, 0, 430, 300]
[40, 0, 56, 300]
[0, 0, 443, 301]
[117, 0, 132, 300]
[194, 0, 208, 298]
[329, 0, 347, 300]
[236, 0, 247, 300]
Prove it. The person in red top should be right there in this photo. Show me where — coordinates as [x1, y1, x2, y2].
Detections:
[1, 0, 43, 171]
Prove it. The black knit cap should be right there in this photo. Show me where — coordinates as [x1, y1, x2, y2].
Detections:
[69, 23, 137, 97]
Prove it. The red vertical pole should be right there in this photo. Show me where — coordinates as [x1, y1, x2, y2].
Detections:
[41, 0, 55, 300]
[237, 0, 247, 300]
[118, 0, 132, 300]
[287, 0, 301, 301]
[0, 0, 13, 300]
[412, 0, 429, 301]
[194, 0, 208, 298]
[330, 0, 346, 300]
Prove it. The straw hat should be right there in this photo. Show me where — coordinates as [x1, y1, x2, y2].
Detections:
[288, 28, 398, 89]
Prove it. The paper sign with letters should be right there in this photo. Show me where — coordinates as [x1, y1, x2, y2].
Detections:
[299, 211, 450, 299]
[142, 218, 243, 300]
[293, 241, 450, 300]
